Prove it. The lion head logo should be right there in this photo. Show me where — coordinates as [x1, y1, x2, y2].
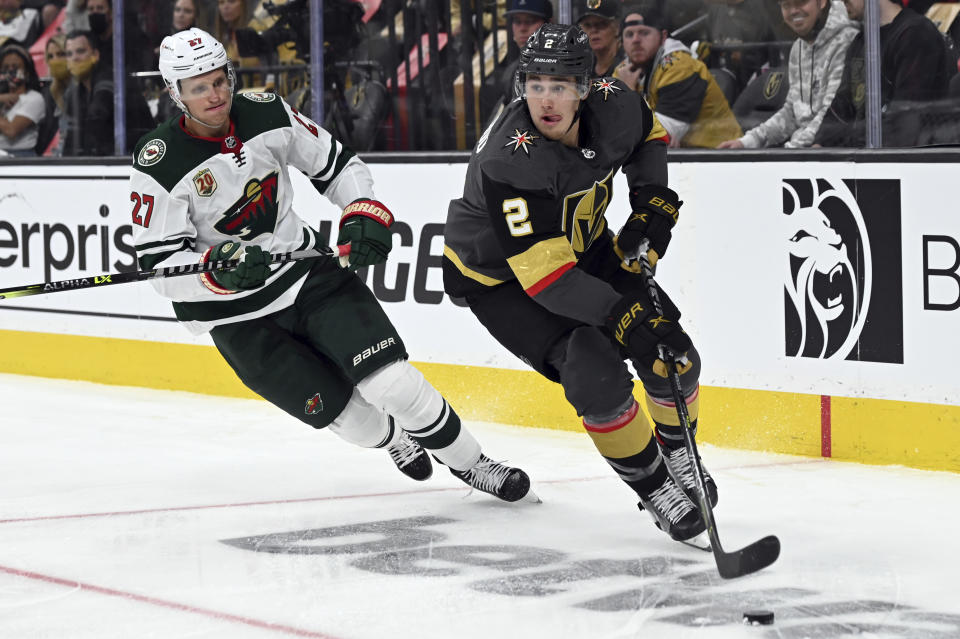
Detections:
[783, 179, 871, 360]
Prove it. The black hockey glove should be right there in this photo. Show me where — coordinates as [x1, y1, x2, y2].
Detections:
[199, 241, 271, 294]
[336, 199, 394, 271]
[618, 184, 682, 265]
[605, 285, 691, 377]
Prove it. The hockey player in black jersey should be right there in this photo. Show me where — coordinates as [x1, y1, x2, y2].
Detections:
[130, 28, 533, 503]
[443, 24, 717, 541]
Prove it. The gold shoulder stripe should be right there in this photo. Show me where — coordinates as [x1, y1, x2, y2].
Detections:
[505, 236, 576, 293]
[443, 245, 505, 287]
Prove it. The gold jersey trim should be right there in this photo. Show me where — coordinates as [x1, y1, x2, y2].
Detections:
[443, 244, 506, 287]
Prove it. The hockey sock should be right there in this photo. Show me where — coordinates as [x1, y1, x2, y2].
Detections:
[358, 360, 481, 471]
[646, 385, 700, 450]
[583, 398, 668, 496]
[328, 389, 395, 449]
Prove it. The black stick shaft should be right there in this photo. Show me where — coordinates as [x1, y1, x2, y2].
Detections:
[0, 247, 336, 301]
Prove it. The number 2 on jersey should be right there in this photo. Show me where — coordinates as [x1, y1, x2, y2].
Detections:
[130, 192, 155, 227]
[503, 198, 532, 236]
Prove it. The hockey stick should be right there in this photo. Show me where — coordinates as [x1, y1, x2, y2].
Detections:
[0, 245, 348, 301]
[633, 247, 780, 579]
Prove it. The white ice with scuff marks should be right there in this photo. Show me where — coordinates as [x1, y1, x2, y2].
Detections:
[1, 373, 958, 639]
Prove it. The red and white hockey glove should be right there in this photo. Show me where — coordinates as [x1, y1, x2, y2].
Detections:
[336, 199, 394, 271]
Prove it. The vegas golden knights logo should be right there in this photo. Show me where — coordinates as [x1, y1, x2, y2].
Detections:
[763, 71, 784, 101]
[562, 169, 613, 254]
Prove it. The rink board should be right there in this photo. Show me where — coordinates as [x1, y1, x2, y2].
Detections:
[0, 159, 958, 472]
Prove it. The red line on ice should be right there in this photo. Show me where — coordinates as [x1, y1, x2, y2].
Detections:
[0, 458, 825, 525]
[0, 564, 341, 638]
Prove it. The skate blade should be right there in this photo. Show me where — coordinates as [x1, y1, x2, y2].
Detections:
[679, 531, 711, 552]
[519, 489, 542, 504]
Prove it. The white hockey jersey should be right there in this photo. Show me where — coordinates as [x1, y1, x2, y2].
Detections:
[128, 92, 373, 334]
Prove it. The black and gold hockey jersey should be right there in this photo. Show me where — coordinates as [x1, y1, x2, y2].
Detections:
[443, 78, 668, 325]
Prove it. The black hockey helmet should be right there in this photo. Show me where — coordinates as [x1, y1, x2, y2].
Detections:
[514, 24, 593, 100]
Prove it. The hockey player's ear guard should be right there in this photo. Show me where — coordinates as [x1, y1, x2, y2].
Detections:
[158, 28, 236, 118]
[514, 24, 593, 101]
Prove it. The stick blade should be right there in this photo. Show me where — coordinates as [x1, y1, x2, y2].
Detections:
[715, 534, 780, 579]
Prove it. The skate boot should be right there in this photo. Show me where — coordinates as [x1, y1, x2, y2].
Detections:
[450, 454, 533, 502]
[637, 473, 705, 542]
[659, 443, 718, 508]
[386, 431, 433, 481]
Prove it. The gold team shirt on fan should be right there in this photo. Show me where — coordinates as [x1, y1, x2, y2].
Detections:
[129, 92, 370, 335]
[443, 77, 670, 325]
[615, 38, 742, 149]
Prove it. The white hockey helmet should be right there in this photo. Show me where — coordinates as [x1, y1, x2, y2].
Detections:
[158, 28, 237, 116]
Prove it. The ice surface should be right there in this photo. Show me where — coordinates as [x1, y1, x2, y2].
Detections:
[1, 373, 958, 638]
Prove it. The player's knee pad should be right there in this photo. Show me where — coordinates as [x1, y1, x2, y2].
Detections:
[357, 359, 443, 427]
[328, 388, 392, 448]
[554, 327, 635, 418]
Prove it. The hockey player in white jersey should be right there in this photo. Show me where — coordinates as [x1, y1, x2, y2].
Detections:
[129, 28, 532, 502]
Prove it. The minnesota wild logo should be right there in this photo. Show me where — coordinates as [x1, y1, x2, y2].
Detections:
[214, 171, 280, 240]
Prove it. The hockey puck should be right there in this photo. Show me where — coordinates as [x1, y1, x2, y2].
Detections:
[742, 610, 774, 625]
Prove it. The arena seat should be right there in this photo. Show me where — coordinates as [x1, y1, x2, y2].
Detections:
[732, 66, 789, 132]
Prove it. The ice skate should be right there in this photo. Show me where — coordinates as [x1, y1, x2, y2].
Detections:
[660, 442, 718, 508]
[386, 431, 433, 481]
[637, 472, 705, 542]
[450, 454, 539, 503]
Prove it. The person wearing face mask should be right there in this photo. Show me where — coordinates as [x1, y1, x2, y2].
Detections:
[61, 29, 112, 155]
[0, 43, 44, 156]
[0, 0, 42, 48]
[86, 0, 152, 73]
[44, 34, 68, 112]
[37, 34, 67, 155]
[717, 0, 857, 148]
[61, 29, 153, 156]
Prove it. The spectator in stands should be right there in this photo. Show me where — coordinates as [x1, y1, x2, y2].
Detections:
[63, 0, 87, 33]
[38, 34, 66, 155]
[22, 0, 62, 31]
[718, 0, 857, 148]
[61, 29, 111, 155]
[704, 0, 783, 94]
[60, 29, 153, 156]
[576, 0, 622, 77]
[0, 42, 44, 156]
[480, 0, 553, 120]
[44, 33, 67, 111]
[0, 0, 42, 48]
[215, 0, 253, 66]
[615, 7, 743, 147]
[815, 0, 950, 146]
[172, 0, 201, 32]
[154, 0, 204, 122]
[86, 0, 153, 72]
